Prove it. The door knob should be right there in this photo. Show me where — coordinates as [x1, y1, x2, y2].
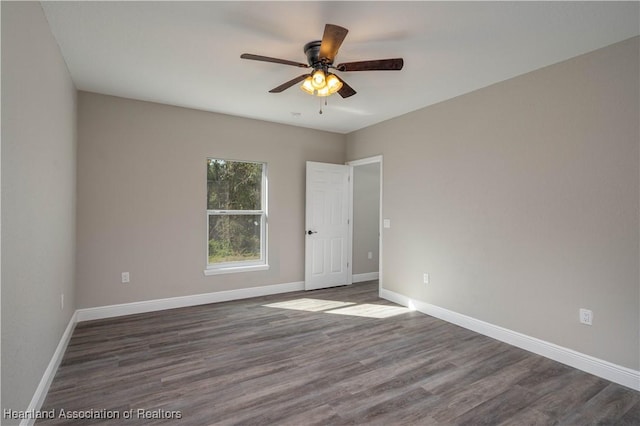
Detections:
[307, 230, 317, 235]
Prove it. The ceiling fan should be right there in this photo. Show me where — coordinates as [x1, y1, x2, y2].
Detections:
[240, 24, 404, 99]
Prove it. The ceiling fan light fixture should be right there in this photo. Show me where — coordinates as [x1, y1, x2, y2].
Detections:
[300, 76, 315, 95]
[311, 69, 326, 89]
[316, 86, 330, 97]
[325, 74, 343, 94]
[300, 72, 342, 97]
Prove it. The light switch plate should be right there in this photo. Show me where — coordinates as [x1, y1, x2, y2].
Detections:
[383, 219, 391, 228]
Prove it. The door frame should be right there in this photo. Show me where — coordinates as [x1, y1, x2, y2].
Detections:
[346, 155, 383, 293]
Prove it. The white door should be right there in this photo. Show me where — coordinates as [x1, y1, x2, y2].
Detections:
[305, 161, 351, 290]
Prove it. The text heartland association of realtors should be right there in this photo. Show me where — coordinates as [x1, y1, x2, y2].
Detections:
[3, 408, 182, 420]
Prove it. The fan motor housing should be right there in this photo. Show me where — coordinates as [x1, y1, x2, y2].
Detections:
[303, 41, 324, 67]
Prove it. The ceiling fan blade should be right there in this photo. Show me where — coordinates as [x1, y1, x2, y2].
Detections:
[335, 75, 356, 98]
[319, 24, 349, 63]
[337, 58, 404, 72]
[269, 74, 310, 93]
[241, 53, 309, 68]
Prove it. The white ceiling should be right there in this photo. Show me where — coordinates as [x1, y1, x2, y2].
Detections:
[41, 1, 639, 134]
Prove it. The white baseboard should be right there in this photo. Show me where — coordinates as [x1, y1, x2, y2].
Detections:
[380, 287, 640, 392]
[352, 272, 379, 283]
[76, 281, 305, 322]
[21, 311, 77, 426]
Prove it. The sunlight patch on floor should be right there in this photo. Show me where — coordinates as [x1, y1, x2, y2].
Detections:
[263, 298, 355, 312]
[326, 303, 412, 319]
[263, 298, 411, 318]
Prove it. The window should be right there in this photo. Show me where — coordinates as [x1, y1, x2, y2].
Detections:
[205, 158, 267, 274]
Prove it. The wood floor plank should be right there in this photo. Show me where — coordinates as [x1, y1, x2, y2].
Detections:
[618, 400, 640, 425]
[557, 382, 640, 425]
[36, 281, 639, 425]
[429, 355, 544, 422]
[451, 386, 540, 426]
[496, 406, 553, 426]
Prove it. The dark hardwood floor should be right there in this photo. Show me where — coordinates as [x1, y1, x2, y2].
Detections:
[38, 281, 639, 425]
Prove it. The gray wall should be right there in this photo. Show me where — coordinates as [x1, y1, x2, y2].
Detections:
[76, 92, 345, 308]
[346, 37, 639, 370]
[1, 1, 77, 414]
[352, 163, 380, 275]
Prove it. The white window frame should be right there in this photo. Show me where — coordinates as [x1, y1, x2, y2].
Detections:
[204, 159, 268, 276]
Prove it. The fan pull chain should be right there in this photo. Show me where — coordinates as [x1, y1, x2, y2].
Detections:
[319, 97, 328, 115]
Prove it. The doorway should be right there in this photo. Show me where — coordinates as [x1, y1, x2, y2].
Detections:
[303, 157, 383, 292]
[348, 156, 382, 291]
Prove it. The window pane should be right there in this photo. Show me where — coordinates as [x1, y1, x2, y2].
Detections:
[207, 159, 262, 210]
[208, 214, 261, 264]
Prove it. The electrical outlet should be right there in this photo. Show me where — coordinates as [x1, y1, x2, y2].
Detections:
[368, 251, 373, 260]
[423, 273, 429, 284]
[60, 293, 64, 311]
[122, 272, 130, 283]
[579, 308, 593, 325]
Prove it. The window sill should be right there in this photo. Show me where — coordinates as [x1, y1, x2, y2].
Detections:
[204, 264, 270, 276]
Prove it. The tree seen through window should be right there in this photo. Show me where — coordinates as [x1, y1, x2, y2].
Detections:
[207, 159, 266, 266]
